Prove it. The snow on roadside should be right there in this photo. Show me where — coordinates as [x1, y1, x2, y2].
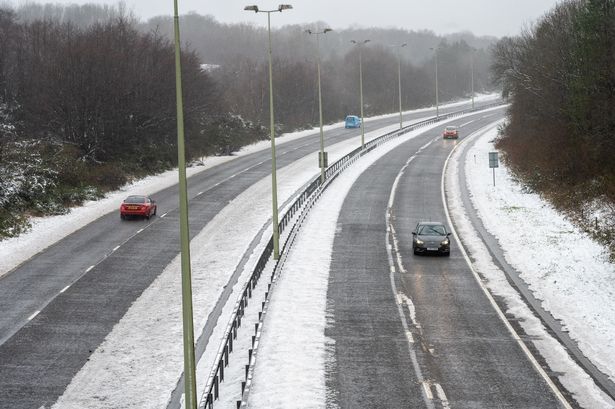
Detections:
[445, 123, 615, 408]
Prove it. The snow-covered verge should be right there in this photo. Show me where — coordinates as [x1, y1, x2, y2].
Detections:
[445, 123, 615, 408]
[0, 94, 497, 278]
[249, 117, 614, 409]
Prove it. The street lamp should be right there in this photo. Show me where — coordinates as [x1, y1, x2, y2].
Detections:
[430, 46, 440, 118]
[306, 27, 332, 184]
[351, 39, 370, 149]
[470, 48, 476, 110]
[244, 4, 292, 260]
[172, 1, 197, 408]
[390, 43, 407, 129]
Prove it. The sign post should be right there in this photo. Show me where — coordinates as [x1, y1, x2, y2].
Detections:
[488, 151, 499, 186]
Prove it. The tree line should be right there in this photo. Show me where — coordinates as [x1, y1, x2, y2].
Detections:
[141, 12, 494, 131]
[492, 0, 615, 259]
[0, 3, 497, 239]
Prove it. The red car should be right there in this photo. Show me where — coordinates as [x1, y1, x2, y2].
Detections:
[120, 195, 157, 220]
[443, 126, 459, 139]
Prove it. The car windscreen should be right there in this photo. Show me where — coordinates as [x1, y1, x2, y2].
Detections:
[124, 196, 146, 204]
[446, 127, 456, 131]
[418, 225, 446, 235]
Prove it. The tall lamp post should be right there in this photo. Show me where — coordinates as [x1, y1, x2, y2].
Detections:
[307, 27, 332, 184]
[430, 46, 440, 118]
[470, 48, 476, 110]
[390, 43, 407, 129]
[351, 39, 370, 149]
[172, 1, 197, 408]
[244, 4, 292, 260]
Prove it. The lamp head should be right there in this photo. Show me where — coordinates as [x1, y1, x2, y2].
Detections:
[401, 43, 407, 47]
[244, 5, 259, 12]
[278, 4, 292, 11]
[324, 28, 333, 33]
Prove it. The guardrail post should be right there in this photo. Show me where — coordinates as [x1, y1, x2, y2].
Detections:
[214, 375, 219, 399]
[220, 360, 225, 382]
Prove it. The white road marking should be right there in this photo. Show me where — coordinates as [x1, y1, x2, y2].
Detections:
[28, 311, 40, 321]
[161, 213, 168, 218]
[441, 123, 573, 409]
[435, 383, 451, 409]
[60, 285, 70, 293]
[422, 381, 434, 400]
[85, 265, 94, 273]
[197, 191, 204, 196]
[112, 245, 120, 252]
[459, 120, 474, 128]
[137, 228, 144, 233]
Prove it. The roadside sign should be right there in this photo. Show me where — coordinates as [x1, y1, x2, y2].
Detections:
[489, 151, 499, 168]
[489, 151, 499, 186]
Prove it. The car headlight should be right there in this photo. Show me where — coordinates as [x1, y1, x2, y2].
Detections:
[416, 239, 424, 245]
[441, 239, 449, 245]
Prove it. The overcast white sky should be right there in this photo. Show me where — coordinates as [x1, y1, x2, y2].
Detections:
[15, 0, 562, 37]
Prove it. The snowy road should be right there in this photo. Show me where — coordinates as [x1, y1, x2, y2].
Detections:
[250, 109, 568, 408]
[0, 98, 497, 409]
[248, 108, 614, 409]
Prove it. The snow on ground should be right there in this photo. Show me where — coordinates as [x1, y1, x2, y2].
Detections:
[445, 123, 615, 408]
[249, 116, 615, 409]
[0, 94, 496, 278]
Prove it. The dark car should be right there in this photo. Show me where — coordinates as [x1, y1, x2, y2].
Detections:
[443, 126, 459, 139]
[412, 221, 451, 256]
[120, 195, 157, 220]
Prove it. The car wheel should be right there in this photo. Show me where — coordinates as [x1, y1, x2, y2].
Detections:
[120, 214, 126, 220]
[153, 207, 157, 216]
[145, 212, 150, 220]
[413, 247, 418, 255]
[444, 251, 450, 257]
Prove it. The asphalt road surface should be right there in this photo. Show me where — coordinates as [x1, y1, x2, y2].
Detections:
[0, 99, 494, 409]
[325, 108, 568, 408]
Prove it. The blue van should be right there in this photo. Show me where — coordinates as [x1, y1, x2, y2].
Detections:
[345, 115, 361, 129]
